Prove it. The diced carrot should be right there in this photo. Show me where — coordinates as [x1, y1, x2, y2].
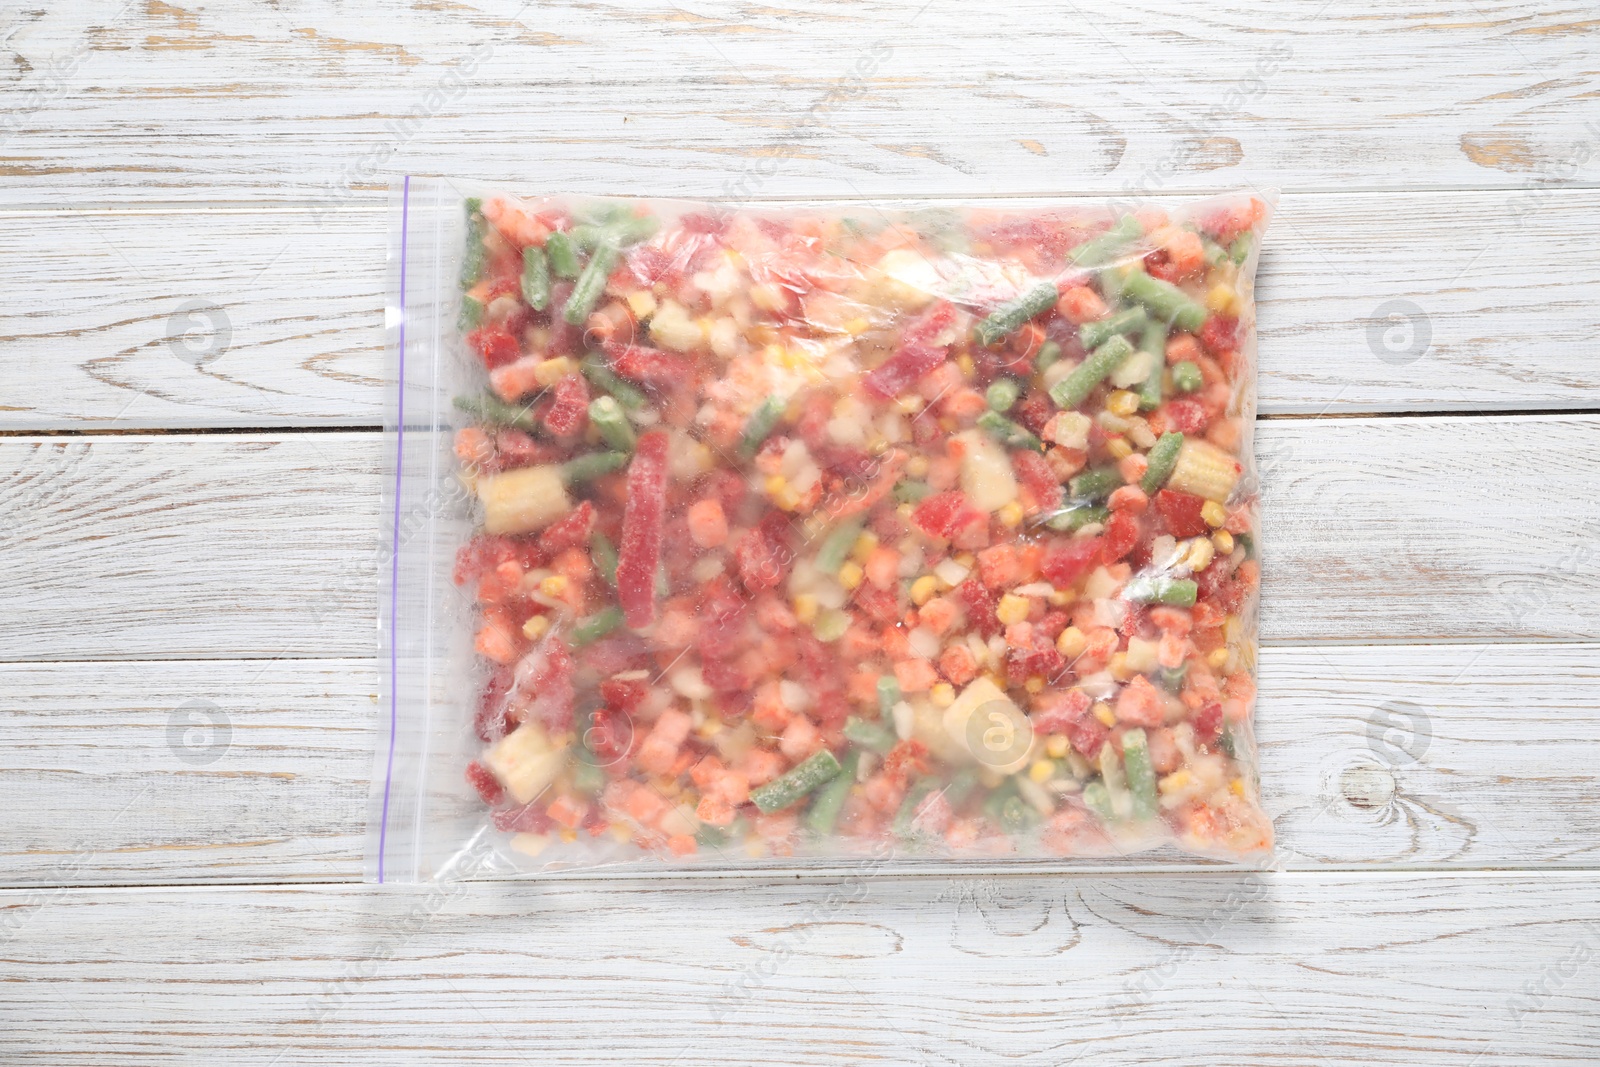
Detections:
[1114, 675, 1166, 727]
[666, 834, 698, 857]
[976, 543, 1020, 589]
[736, 747, 785, 787]
[865, 547, 902, 590]
[1165, 333, 1203, 366]
[940, 388, 989, 423]
[1107, 485, 1148, 514]
[546, 793, 589, 830]
[687, 498, 729, 549]
[894, 657, 940, 694]
[636, 708, 692, 776]
[918, 595, 960, 636]
[1149, 606, 1193, 634]
[474, 622, 520, 665]
[848, 668, 882, 706]
[1055, 286, 1109, 324]
[779, 715, 822, 762]
[938, 643, 979, 686]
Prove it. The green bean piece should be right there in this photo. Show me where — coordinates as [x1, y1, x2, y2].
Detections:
[1070, 215, 1143, 268]
[521, 246, 551, 311]
[1229, 231, 1254, 264]
[1121, 728, 1159, 820]
[569, 605, 624, 647]
[1078, 306, 1149, 351]
[1119, 269, 1208, 332]
[591, 530, 619, 587]
[1201, 235, 1229, 267]
[941, 768, 980, 809]
[843, 716, 897, 756]
[1171, 360, 1203, 394]
[1082, 781, 1115, 820]
[981, 781, 1039, 834]
[750, 750, 843, 813]
[544, 231, 580, 278]
[1140, 432, 1185, 494]
[893, 479, 932, 505]
[458, 296, 484, 332]
[815, 518, 865, 574]
[1034, 339, 1062, 373]
[588, 395, 636, 452]
[571, 748, 608, 796]
[563, 242, 619, 327]
[812, 608, 850, 643]
[579, 214, 659, 248]
[876, 675, 901, 722]
[973, 282, 1059, 347]
[1236, 532, 1255, 559]
[1156, 663, 1189, 692]
[738, 394, 788, 459]
[453, 393, 540, 433]
[806, 749, 862, 836]
[1122, 575, 1199, 607]
[986, 377, 1021, 413]
[459, 203, 487, 290]
[1045, 501, 1109, 532]
[892, 779, 941, 839]
[977, 411, 1044, 453]
[1049, 335, 1134, 409]
[560, 450, 629, 485]
[579, 355, 649, 413]
[1068, 466, 1122, 501]
[1136, 320, 1169, 412]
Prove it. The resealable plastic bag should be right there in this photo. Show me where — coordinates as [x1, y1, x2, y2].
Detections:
[370, 178, 1272, 881]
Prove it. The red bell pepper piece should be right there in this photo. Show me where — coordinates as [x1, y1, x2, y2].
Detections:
[862, 302, 957, 399]
[1154, 489, 1209, 538]
[541, 374, 590, 437]
[605, 340, 693, 384]
[466, 327, 521, 370]
[616, 431, 669, 627]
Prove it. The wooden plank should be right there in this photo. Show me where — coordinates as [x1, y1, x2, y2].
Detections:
[4, 1, 1599, 203]
[5, 417, 1599, 662]
[3, 644, 1596, 886]
[4, 190, 1600, 429]
[2, 873, 1597, 1064]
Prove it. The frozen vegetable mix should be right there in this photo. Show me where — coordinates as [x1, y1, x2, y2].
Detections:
[375, 182, 1272, 879]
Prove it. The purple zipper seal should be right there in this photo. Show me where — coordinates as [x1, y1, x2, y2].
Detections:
[378, 174, 411, 883]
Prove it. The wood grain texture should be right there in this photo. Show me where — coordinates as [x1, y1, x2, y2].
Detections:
[3, 874, 1598, 1065]
[6, 417, 1600, 661]
[2, 645, 1595, 886]
[4, 190, 1600, 429]
[3, 1, 1599, 203]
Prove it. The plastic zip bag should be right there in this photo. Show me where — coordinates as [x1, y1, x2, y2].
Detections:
[371, 177, 1272, 881]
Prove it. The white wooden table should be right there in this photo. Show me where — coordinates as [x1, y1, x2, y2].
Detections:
[4, 2, 1599, 1062]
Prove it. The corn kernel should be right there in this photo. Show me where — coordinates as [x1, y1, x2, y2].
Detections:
[1159, 769, 1192, 795]
[896, 503, 914, 520]
[1092, 701, 1116, 728]
[1108, 651, 1131, 680]
[521, 615, 550, 641]
[838, 561, 865, 590]
[793, 594, 819, 625]
[625, 290, 658, 320]
[765, 473, 786, 496]
[1206, 283, 1238, 315]
[1029, 759, 1055, 783]
[1207, 647, 1230, 670]
[1024, 675, 1045, 694]
[1186, 538, 1216, 572]
[954, 553, 976, 569]
[1107, 390, 1140, 417]
[895, 395, 925, 414]
[996, 593, 1031, 626]
[533, 356, 577, 387]
[559, 828, 579, 843]
[1056, 626, 1087, 660]
[538, 574, 569, 598]
[929, 682, 955, 708]
[910, 575, 939, 606]
[956, 354, 975, 379]
[1048, 590, 1072, 607]
[997, 501, 1025, 528]
[1045, 734, 1070, 759]
[844, 316, 870, 336]
[905, 455, 930, 479]
[1230, 777, 1246, 797]
[1106, 436, 1133, 460]
[1212, 529, 1235, 555]
[775, 486, 802, 511]
[696, 718, 723, 740]
[1200, 500, 1228, 528]
[851, 531, 879, 564]
[609, 822, 634, 843]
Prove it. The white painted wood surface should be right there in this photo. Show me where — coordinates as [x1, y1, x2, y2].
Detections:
[3, 0, 1598, 1061]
